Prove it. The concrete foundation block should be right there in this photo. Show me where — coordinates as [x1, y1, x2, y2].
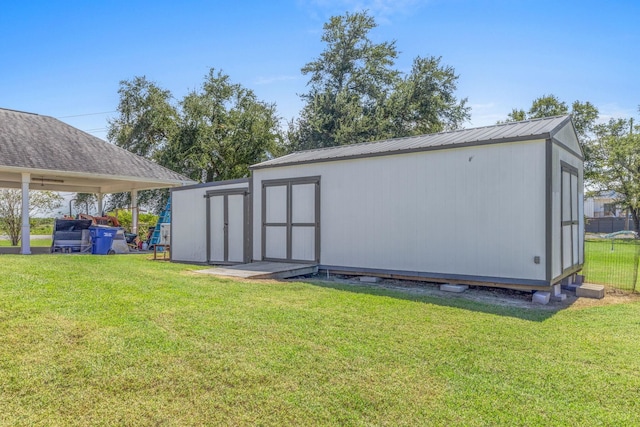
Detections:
[576, 284, 605, 299]
[551, 293, 568, 302]
[552, 283, 562, 297]
[440, 284, 469, 293]
[565, 283, 579, 292]
[359, 276, 380, 283]
[532, 291, 551, 305]
[561, 277, 579, 291]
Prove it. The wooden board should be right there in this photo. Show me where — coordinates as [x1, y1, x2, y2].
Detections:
[195, 261, 317, 280]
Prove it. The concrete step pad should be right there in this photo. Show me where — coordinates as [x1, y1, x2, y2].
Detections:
[576, 283, 605, 299]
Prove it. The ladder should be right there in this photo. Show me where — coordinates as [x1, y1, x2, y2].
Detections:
[149, 198, 171, 250]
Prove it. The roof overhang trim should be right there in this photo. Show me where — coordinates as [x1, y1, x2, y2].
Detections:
[250, 135, 550, 170]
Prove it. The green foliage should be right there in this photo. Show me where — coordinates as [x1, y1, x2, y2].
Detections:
[0, 255, 639, 425]
[589, 117, 640, 230]
[108, 209, 158, 233]
[72, 193, 97, 215]
[105, 189, 169, 216]
[29, 217, 54, 235]
[386, 56, 470, 136]
[290, 11, 469, 151]
[165, 69, 281, 181]
[501, 94, 598, 141]
[506, 108, 526, 122]
[107, 76, 178, 160]
[570, 100, 600, 139]
[0, 190, 62, 245]
[500, 94, 601, 182]
[528, 94, 569, 118]
[107, 70, 281, 212]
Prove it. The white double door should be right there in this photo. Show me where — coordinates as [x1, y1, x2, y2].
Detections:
[262, 177, 320, 263]
[207, 190, 247, 264]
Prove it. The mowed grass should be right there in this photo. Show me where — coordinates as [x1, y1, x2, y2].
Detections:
[0, 255, 639, 426]
[0, 237, 52, 247]
[584, 239, 640, 290]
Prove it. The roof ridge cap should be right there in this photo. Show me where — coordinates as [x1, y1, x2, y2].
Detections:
[0, 107, 40, 116]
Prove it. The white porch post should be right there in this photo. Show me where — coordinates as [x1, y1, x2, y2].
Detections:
[21, 173, 31, 255]
[97, 193, 103, 216]
[131, 189, 138, 235]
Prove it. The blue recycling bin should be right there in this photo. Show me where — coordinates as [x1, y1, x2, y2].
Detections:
[89, 226, 118, 255]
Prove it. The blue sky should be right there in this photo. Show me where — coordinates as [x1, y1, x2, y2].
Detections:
[1, 0, 638, 141]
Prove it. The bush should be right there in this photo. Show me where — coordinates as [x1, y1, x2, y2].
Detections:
[108, 210, 158, 234]
[30, 218, 54, 235]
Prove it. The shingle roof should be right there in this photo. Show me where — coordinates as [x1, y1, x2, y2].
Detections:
[252, 115, 572, 169]
[0, 108, 193, 184]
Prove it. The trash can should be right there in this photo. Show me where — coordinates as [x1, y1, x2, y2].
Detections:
[89, 226, 118, 255]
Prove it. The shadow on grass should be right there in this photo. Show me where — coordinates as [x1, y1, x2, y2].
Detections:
[302, 278, 577, 322]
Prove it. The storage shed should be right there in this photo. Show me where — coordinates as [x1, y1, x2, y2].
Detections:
[172, 115, 584, 290]
[171, 179, 250, 264]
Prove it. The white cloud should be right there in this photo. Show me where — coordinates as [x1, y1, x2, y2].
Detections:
[468, 102, 495, 111]
[597, 103, 638, 123]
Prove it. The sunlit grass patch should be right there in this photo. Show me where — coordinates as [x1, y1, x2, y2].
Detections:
[0, 254, 638, 425]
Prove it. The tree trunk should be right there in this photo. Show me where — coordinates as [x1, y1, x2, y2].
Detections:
[632, 208, 640, 236]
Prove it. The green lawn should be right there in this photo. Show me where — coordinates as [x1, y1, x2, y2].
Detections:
[583, 239, 639, 290]
[0, 255, 639, 426]
[0, 237, 52, 247]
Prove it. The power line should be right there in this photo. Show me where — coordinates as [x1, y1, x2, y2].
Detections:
[56, 111, 116, 119]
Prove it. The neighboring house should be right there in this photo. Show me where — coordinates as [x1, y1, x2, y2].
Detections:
[172, 115, 584, 291]
[584, 191, 623, 218]
[584, 191, 634, 233]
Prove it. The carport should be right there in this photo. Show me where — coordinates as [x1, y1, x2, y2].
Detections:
[0, 108, 194, 254]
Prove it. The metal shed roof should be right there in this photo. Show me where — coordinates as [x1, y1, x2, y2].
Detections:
[0, 108, 194, 193]
[252, 115, 573, 170]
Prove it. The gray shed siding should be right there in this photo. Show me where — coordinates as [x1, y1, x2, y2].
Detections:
[252, 139, 549, 284]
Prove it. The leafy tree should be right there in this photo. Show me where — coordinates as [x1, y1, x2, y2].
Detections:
[106, 77, 180, 213]
[294, 11, 399, 149]
[107, 76, 178, 159]
[589, 117, 640, 231]
[570, 100, 600, 141]
[0, 190, 63, 245]
[107, 70, 281, 213]
[505, 108, 527, 122]
[72, 193, 97, 215]
[292, 11, 469, 151]
[501, 95, 600, 180]
[165, 69, 281, 182]
[385, 56, 469, 137]
[501, 94, 598, 141]
[528, 94, 569, 118]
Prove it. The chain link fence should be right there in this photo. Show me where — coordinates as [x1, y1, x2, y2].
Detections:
[582, 238, 640, 292]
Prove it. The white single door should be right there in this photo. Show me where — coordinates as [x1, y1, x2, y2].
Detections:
[291, 183, 317, 262]
[209, 195, 225, 263]
[227, 194, 245, 263]
[561, 164, 579, 272]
